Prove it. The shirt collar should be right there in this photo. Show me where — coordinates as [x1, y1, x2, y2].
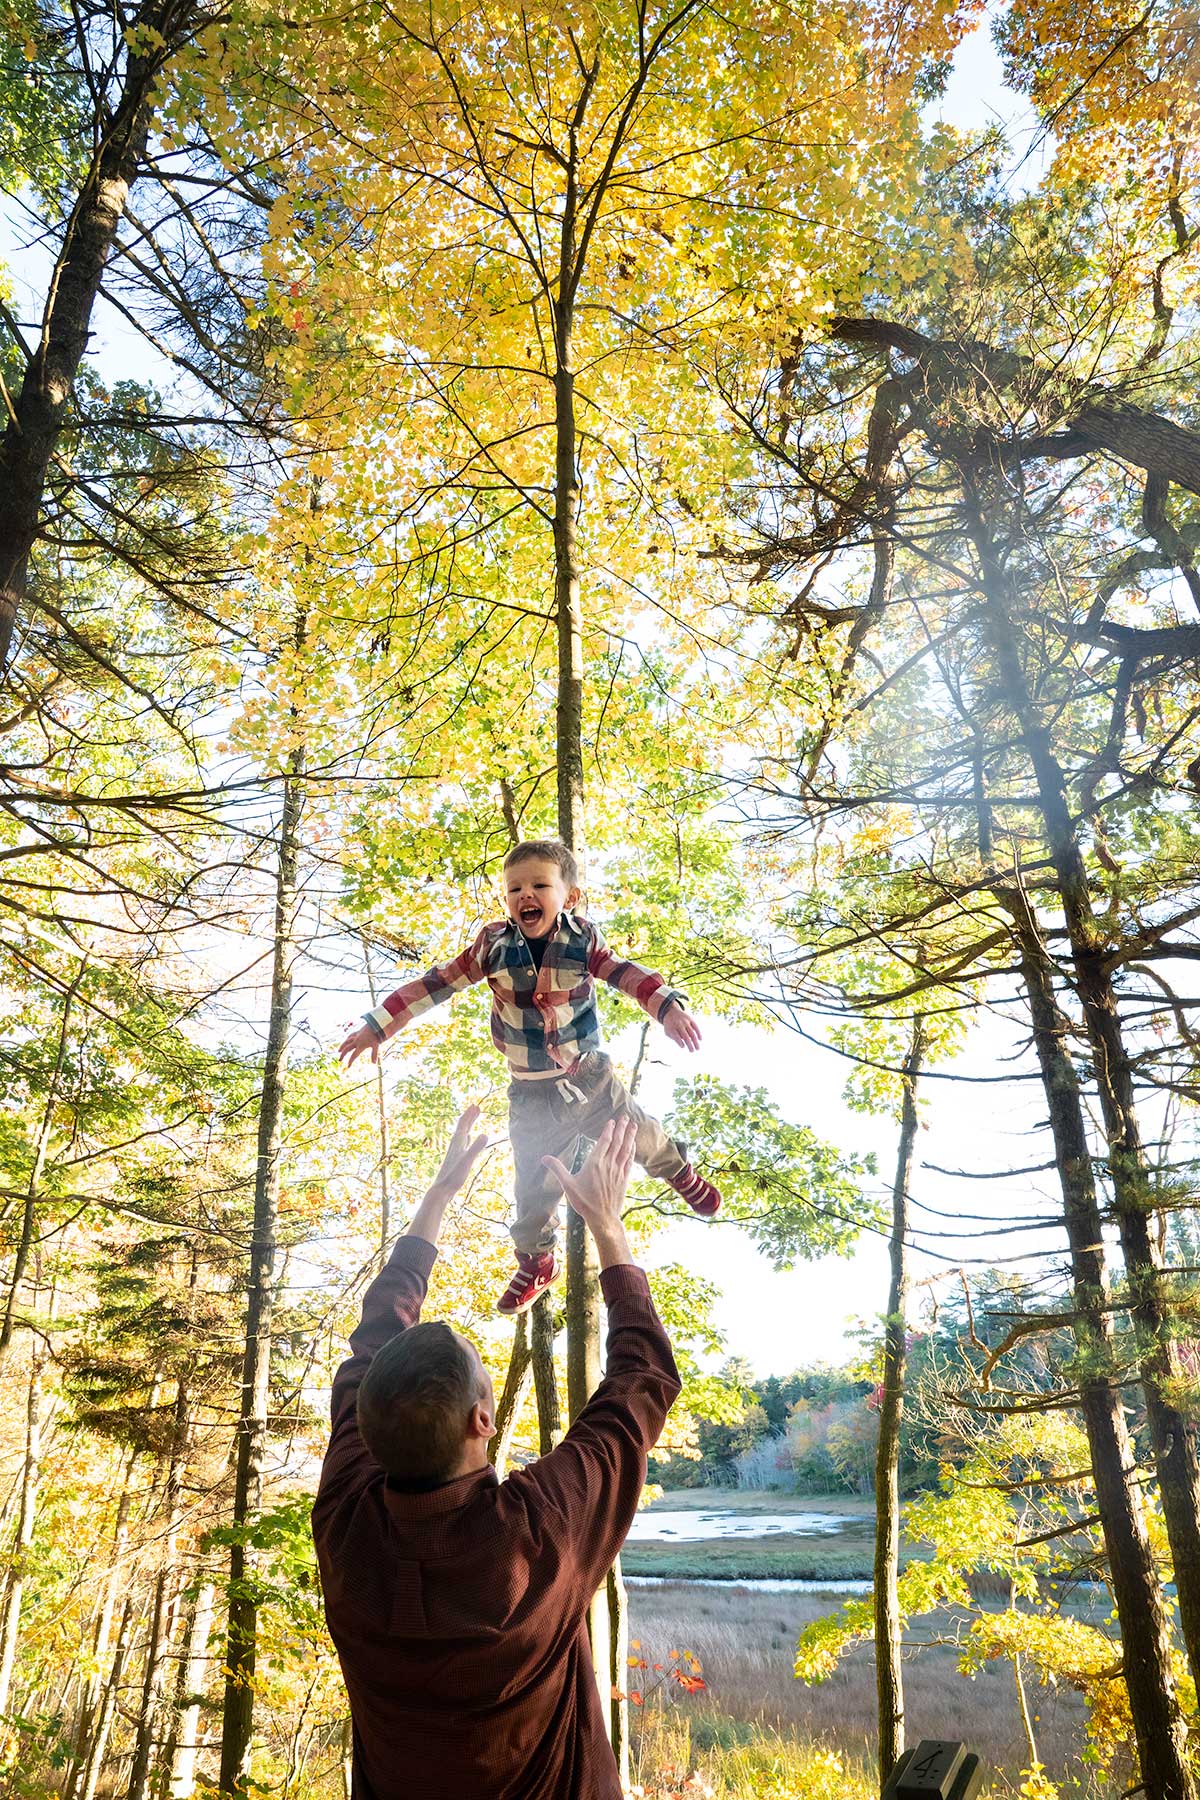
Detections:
[383, 1464, 498, 1522]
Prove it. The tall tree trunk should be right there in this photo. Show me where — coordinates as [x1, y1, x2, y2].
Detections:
[606, 1561, 630, 1790]
[164, 1576, 215, 1800]
[0, 1344, 46, 1728]
[127, 1378, 191, 1800]
[0, 959, 83, 1359]
[363, 945, 392, 1271]
[873, 1016, 925, 1788]
[65, 1448, 139, 1800]
[218, 736, 306, 1795]
[553, 220, 599, 1426]
[1008, 893, 1195, 1800]
[0, 0, 195, 666]
[490, 1311, 533, 1479]
[339, 1717, 353, 1800]
[529, 1296, 561, 1455]
[605, 1029, 658, 1784]
[551, 82, 614, 1733]
[969, 491, 1200, 1692]
[78, 1597, 138, 1800]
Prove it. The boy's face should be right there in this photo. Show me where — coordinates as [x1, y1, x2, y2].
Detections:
[504, 856, 577, 938]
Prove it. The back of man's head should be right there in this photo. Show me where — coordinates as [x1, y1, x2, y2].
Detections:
[357, 1321, 481, 1486]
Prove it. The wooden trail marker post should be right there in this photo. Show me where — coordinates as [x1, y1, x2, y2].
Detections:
[882, 1741, 984, 1800]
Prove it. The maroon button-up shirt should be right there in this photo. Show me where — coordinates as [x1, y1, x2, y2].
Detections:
[312, 1236, 681, 1800]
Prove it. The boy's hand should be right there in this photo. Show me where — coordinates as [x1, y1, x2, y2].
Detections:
[663, 1006, 702, 1053]
[339, 1023, 383, 1067]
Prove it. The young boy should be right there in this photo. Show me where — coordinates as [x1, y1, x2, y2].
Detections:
[339, 839, 722, 1314]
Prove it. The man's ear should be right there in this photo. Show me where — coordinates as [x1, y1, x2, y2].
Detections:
[468, 1400, 496, 1443]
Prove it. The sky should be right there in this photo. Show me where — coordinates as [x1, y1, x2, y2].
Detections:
[594, 994, 1058, 1375]
[3, 9, 1073, 1376]
[938, 12, 1047, 169]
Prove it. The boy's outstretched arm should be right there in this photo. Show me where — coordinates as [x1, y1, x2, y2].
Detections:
[339, 929, 490, 1066]
[585, 923, 702, 1052]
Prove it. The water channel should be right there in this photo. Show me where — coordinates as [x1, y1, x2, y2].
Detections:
[626, 1509, 854, 1543]
[625, 1504, 867, 1591]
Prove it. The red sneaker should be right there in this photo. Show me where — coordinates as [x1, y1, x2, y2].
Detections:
[669, 1163, 722, 1218]
[497, 1252, 559, 1316]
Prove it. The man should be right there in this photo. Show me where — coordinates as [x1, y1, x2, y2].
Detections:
[312, 1106, 681, 1799]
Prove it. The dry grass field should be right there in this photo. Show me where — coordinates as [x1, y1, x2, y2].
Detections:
[628, 1579, 1125, 1799]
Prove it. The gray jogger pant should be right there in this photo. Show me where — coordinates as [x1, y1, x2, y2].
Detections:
[507, 1050, 687, 1254]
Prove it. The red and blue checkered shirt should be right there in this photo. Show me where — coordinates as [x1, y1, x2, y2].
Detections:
[364, 913, 682, 1076]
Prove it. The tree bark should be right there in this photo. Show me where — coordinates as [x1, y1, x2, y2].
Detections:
[339, 1717, 353, 1800]
[0, 959, 84, 1359]
[550, 80, 616, 1737]
[127, 1377, 191, 1800]
[1008, 894, 1195, 1800]
[65, 1448, 138, 1800]
[830, 315, 1200, 497]
[217, 735, 306, 1795]
[552, 310, 585, 853]
[0, 1346, 46, 1728]
[0, 0, 198, 667]
[529, 1296, 561, 1455]
[490, 1311, 534, 1479]
[969, 492, 1200, 1695]
[165, 1576, 215, 1800]
[78, 1596, 138, 1800]
[873, 1017, 925, 1789]
[606, 1560, 631, 1790]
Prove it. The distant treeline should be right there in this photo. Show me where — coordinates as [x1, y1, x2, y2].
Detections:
[650, 1265, 1186, 1497]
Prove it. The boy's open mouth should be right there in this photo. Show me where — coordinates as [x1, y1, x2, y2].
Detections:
[519, 905, 544, 929]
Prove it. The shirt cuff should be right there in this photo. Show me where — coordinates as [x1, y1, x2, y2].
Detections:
[364, 1006, 390, 1039]
[599, 1263, 651, 1305]
[392, 1235, 438, 1279]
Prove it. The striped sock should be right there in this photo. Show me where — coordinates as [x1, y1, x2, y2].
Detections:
[668, 1163, 722, 1217]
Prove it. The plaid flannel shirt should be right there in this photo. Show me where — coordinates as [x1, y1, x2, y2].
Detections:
[363, 913, 683, 1075]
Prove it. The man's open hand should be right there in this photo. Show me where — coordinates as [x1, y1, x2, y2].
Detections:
[430, 1103, 491, 1197]
[543, 1116, 636, 1233]
[663, 1006, 701, 1053]
[340, 1023, 382, 1067]
[407, 1104, 492, 1246]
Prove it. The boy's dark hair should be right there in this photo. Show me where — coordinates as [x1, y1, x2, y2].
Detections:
[357, 1321, 482, 1485]
[503, 839, 579, 887]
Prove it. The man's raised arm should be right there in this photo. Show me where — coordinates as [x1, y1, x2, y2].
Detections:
[316, 1107, 489, 1513]
[507, 1118, 682, 1591]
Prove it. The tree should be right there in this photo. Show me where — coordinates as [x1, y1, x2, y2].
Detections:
[0, 0, 299, 673]
[195, 0, 986, 1720]
[217, 656, 305, 1795]
[1, 0, 202, 665]
[684, 79, 1200, 1777]
[874, 1018, 925, 1787]
[797, 1403, 1189, 1793]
